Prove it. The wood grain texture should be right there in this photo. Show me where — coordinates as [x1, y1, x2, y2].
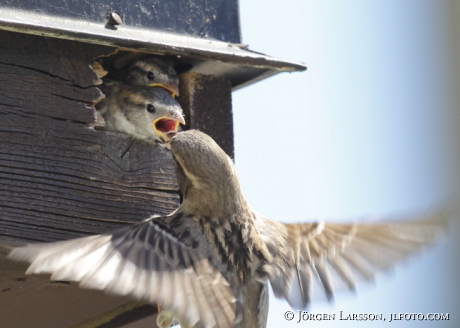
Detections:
[0, 31, 180, 244]
[0, 30, 116, 124]
[0, 63, 101, 123]
[0, 106, 180, 242]
[178, 72, 234, 158]
[0, 30, 114, 88]
[0, 30, 182, 327]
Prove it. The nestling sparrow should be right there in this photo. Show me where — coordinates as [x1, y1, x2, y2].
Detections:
[115, 56, 180, 97]
[8, 130, 447, 328]
[96, 81, 185, 144]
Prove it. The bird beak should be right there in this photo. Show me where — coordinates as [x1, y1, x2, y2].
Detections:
[153, 113, 185, 144]
[149, 83, 180, 98]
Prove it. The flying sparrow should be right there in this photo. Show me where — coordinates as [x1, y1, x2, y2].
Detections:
[8, 130, 447, 328]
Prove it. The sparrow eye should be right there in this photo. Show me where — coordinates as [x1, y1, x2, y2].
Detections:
[147, 71, 155, 80]
[147, 104, 156, 113]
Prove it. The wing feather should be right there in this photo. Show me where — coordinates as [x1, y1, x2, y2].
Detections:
[8, 212, 236, 328]
[265, 210, 447, 308]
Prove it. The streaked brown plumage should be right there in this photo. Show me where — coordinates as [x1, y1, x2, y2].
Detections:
[96, 81, 185, 144]
[8, 130, 446, 328]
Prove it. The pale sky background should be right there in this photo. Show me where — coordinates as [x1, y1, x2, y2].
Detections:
[233, 1, 460, 327]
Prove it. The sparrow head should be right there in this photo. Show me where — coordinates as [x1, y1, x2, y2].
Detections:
[170, 130, 246, 213]
[125, 57, 180, 97]
[100, 82, 185, 144]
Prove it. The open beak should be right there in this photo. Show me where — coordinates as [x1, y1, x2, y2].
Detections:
[149, 83, 180, 98]
[153, 112, 185, 144]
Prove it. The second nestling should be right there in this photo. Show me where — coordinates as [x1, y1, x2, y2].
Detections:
[96, 56, 184, 145]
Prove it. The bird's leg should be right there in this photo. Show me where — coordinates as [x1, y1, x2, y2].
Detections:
[156, 307, 196, 328]
[156, 307, 174, 328]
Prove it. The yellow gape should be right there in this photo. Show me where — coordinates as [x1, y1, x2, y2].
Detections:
[149, 83, 179, 97]
[153, 116, 181, 142]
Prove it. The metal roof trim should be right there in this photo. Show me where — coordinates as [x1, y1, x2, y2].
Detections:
[0, 8, 306, 72]
[0, 8, 306, 89]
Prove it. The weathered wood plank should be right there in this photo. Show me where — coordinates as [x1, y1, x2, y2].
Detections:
[75, 302, 158, 328]
[0, 30, 115, 88]
[178, 72, 234, 158]
[0, 106, 179, 242]
[0, 30, 179, 326]
[0, 63, 101, 123]
[0, 30, 116, 124]
[0, 219, 84, 243]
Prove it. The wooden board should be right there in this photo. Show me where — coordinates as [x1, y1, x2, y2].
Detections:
[0, 29, 235, 328]
[0, 30, 180, 243]
[0, 29, 180, 327]
[0, 107, 180, 241]
[0, 30, 109, 88]
[178, 72, 234, 158]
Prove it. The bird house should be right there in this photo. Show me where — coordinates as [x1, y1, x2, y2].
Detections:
[0, 1, 305, 327]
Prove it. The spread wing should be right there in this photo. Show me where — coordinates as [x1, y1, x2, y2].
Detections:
[264, 210, 448, 309]
[8, 213, 236, 328]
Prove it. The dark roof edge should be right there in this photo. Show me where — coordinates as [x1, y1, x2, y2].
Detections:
[0, 8, 306, 73]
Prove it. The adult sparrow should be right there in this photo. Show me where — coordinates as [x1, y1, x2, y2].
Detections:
[9, 130, 446, 328]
